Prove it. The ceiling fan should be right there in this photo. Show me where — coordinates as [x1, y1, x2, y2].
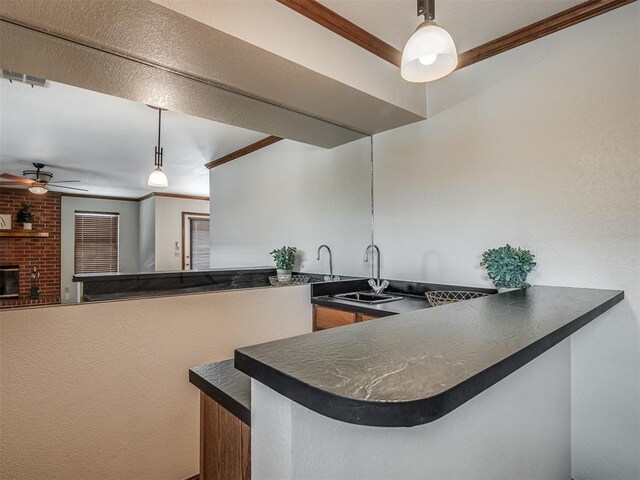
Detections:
[0, 163, 88, 194]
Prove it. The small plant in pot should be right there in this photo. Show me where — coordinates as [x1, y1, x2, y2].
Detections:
[16, 204, 35, 230]
[480, 244, 536, 293]
[270, 246, 297, 282]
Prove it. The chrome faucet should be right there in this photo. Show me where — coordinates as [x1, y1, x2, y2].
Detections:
[364, 244, 388, 294]
[317, 244, 339, 281]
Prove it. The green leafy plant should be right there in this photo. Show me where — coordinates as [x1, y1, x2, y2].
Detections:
[270, 246, 297, 270]
[16, 204, 34, 224]
[480, 244, 536, 289]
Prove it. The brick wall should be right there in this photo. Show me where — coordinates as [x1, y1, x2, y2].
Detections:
[0, 189, 61, 308]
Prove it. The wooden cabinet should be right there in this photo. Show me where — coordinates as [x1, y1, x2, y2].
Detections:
[200, 392, 250, 480]
[313, 305, 356, 330]
[313, 305, 381, 331]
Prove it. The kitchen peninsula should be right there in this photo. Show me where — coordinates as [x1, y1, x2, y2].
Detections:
[223, 285, 622, 479]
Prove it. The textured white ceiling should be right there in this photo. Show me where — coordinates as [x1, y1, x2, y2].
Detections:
[319, 0, 586, 52]
[0, 79, 265, 198]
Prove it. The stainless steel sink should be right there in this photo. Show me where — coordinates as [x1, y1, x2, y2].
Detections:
[333, 291, 403, 304]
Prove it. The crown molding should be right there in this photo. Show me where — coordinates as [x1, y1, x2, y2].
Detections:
[58, 192, 209, 202]
[457, 0, 636, 69]
[205, 136, 283, 169]
[276, 0, 401, 67]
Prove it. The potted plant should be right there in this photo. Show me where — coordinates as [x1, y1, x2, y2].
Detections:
[480, 244, 536, 293]
[270, 246, 297, 282]
[16, 204, 35, 230]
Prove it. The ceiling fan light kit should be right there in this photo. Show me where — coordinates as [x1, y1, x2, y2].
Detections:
[23, 164, 53, 184]
[401, 0, 458, 83]
[0, 163, 87, 194]
[148, 107, 169, 188]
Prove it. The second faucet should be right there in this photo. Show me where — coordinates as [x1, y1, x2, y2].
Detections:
[364, 244, 389, 294]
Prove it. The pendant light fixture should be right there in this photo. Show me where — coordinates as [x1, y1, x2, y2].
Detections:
[401, 0, 458, 83]
[147, 106, 168, 188]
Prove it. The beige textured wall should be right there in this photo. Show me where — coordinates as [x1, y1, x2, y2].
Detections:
[0, 286, 313, 479]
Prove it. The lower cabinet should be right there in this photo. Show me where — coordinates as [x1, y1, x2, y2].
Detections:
[200, 392, 250, 480]
[313, 304, 381, 331]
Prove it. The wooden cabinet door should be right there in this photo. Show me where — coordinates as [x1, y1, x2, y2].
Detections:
[358, 313, 379, 322]
[313, 305, 356, 331]
[200, 392, 250, 480]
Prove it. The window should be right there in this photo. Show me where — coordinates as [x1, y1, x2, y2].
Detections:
[74, 211, 119, 274]
[189, 217, 210, 270]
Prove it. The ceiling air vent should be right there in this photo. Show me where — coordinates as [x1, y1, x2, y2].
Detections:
[25, 75, 47, 87]
[1, 69, 24, 82]
[1, 69, 48, 87]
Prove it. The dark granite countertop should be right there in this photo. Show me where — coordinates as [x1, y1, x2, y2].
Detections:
[189, 359, 251, 426]
[72, 266, 276, 282]
[81, 282, 306, 302]
[235, 286, 623, 427]
[76, 268, 361, 302]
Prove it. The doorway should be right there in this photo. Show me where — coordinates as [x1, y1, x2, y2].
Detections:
[182, 212, 210, 270]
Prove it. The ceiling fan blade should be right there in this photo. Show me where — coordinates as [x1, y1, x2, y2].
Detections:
[0, 181, 30, 186]
[50, 180, 81, 183]
[48, 184, 89, 192]
[0, 173, 33, 184]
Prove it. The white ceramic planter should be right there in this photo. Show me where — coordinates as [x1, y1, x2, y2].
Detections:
[276, 269, 292, 282]
[23, 223, 32, 230]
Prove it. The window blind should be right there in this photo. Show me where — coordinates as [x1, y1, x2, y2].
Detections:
[190, 217, 210, 271]
[74, 212, 119, 274]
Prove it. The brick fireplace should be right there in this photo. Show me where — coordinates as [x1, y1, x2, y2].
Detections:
[0, 189, 61, 308]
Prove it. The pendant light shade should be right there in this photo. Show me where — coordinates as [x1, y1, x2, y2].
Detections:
[401, 21, 458, 82]
[147, 106, 168, 188]
[147, 166, 168, 188]
[401, 0, 458, 83]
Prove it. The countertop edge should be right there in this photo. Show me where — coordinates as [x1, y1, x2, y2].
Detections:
[189, 366, 251, 426]
[235, 289, 624, 427]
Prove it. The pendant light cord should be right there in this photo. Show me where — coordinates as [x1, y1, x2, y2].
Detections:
[155, 108, 164, 168]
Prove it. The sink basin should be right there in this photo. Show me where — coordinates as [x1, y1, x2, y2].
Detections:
[333, 291, 403, 304]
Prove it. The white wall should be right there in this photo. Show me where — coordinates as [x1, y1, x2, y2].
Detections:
[373, 5, 639, 478]
[209, 138, 372, 277]
[60, 196, 140, 303]
[154, 195, 209, 271]
[139, 196, 156, 272]
[0, 285, 313, 479]
[252, 339, 571, 480]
